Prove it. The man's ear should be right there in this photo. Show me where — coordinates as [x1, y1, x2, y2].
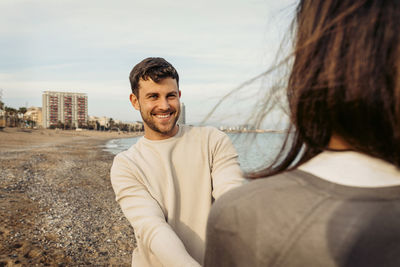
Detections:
[179, 90, 181, 98]
[130, 93, 140, 111]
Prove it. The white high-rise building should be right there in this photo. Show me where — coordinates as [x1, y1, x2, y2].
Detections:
[42, 91, 88, 128]
[178, 102, 186, 125]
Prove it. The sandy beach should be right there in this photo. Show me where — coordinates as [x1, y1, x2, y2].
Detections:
[0, 128, 141, 266]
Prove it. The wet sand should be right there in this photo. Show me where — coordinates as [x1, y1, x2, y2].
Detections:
[0, 128, 141, 266]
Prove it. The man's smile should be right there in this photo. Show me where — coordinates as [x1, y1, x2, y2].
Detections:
[152, 112, 174, 119]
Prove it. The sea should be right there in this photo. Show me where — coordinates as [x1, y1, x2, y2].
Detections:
[104, 132, 286, 172]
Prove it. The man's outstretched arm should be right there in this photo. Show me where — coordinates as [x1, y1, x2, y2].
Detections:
[111, 154, 200, 267]
[209, 129, 246, 200]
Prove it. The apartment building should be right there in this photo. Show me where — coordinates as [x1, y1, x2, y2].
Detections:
[42, 91, 88, 128]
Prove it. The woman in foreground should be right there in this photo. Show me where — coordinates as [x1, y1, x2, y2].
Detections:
[204, 0, 400, 266]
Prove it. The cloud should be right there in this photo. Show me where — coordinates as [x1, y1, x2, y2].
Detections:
[0, 0, 297, 124]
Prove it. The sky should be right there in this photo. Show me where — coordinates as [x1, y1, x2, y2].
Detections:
[0, 0, 296, 126]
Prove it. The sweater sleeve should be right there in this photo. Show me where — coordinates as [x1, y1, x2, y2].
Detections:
[210, 130, 246, 200]
[110, 153, 201, 267]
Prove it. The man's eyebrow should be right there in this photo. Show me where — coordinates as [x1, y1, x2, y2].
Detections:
[145, 92, 158, 97]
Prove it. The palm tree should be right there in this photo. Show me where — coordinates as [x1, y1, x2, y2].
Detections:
[4, 107, 18, 127]
[18, 107, 27, 114]
[108, 118, 114, 130]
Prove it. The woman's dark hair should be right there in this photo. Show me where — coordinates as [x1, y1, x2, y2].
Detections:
[250, 0, 400, 178]
[129, 57, 179, 97]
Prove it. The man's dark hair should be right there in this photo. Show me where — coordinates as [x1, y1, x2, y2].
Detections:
[129, 57, 179, 97]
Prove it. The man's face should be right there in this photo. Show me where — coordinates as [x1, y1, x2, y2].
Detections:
[130, 77, 181, 140]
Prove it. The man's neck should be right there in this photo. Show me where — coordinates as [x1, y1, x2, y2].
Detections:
[144, 125, 180, 140]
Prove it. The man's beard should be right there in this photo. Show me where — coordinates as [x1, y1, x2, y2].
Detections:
[140, 108, 180, 135]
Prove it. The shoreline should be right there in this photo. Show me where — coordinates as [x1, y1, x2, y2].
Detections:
[0, 128, 138, 266]
[0, 127, 142, 145]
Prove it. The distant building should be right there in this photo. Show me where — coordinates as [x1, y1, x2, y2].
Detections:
[88, 115, 110, 130]
[129, 121, 144, 131]
[42, 91, 88, 128]
[0, 109, 5, 129]
[24, 107, 42, 126]
[88, 116, 144, 131]
[177, 102, 186, 125]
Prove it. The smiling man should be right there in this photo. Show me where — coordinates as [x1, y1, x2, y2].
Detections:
[130, 74, 180, 140]
[110, 57, 245, 267]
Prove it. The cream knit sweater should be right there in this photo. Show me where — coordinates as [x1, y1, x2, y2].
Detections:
[111, 125, 245, 266]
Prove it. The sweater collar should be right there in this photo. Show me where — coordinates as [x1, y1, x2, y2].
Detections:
[140, 124, 185, 144]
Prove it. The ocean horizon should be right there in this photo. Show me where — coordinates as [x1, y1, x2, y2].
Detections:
[104, 132, 285, 172]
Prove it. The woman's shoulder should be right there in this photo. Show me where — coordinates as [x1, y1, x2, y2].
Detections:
[210, 171, 311, 219]
[216, 170, 308, 204]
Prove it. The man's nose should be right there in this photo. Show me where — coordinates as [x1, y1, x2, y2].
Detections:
[158, 98, 170, 110]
